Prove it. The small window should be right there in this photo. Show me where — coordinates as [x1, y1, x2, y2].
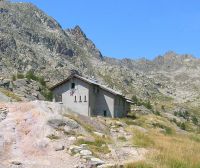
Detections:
[79, 96, 82, 102]
[84, 96, 87, 102]
[71, 83, 75, 89]
[74, 96, 77, 102]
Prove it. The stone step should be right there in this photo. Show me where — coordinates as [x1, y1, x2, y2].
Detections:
[0, 109, 8, 112]
[0, 107, 8, 110]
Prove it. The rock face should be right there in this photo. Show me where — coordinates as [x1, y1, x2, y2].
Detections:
[0, 101, 84, 168]
[0, 101, 148, 168]
[0, 1, 102, 84]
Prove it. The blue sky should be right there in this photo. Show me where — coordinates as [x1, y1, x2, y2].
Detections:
[12, 0, 200, 59]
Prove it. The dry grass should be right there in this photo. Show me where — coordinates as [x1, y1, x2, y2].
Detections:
[150, 133, 200, 168]
[64, 113, 95, 133]
[130, 130, 200, 168]
[124, 113, 200, 168]
[0, 88, 22, 101]
[75, 135, 111, 155]
[132, 129, 154, 148]
[129, 130, 200, 168]
[125, 161, 153, 168]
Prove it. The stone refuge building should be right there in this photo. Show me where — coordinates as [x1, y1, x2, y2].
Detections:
[50, 74, 132, 118]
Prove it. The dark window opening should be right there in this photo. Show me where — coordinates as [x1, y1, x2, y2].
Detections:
[74, 96, 77, 102]
[79, 96, 82, 102]
[71, 83, 75, 89]
[103, 110, 107, 117]
[84, 95, 87, 102]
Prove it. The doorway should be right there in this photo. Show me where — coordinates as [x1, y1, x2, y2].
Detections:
[103, 110, 107, 117]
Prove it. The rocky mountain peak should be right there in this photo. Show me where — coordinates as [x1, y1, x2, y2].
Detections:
[70, 25, 87, 38]
[66, 25, 103, 59]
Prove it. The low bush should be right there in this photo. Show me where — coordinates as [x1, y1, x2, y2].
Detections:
[131, 95, 153, 110]
[16, 73, 24, 79]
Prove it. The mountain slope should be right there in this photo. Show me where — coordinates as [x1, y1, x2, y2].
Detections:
[0, 1, 200, 119]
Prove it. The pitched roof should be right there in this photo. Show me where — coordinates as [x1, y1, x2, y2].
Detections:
[50, 74, 133, 103]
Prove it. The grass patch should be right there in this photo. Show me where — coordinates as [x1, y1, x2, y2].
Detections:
[122, 118, 136, 125]
[0, 88, 22, 101]
[152, 122, 174, 135]
[125, 161, 153, 168]
[118, 136, 127, 141]
[64, 113, 95, 133]
[75, 135, 111, 155]
[149, 133, 200, 168]
[132, 130, 154, 147]
[189, 134, 200, 142]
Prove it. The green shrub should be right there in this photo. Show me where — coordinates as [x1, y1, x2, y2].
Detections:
[180, 123, 186, 130]
[26, 71, 46, 86]
[131, 95, 153, 110]
[152, 123, 174, 135]
[41, 89, 53, 101]
[153, 110, 160, 116]
[118, 136, 127, 141]
[16, 73, 24, 79]
[132, 95, 139, 105]
[144, 101, 152, 110]
[192, 116, 198, 125]
[12, 75, 16, 81]
[26, 70, 37, 81]
[161, 105, 165, 110]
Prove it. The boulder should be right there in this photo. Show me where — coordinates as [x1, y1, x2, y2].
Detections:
[90, 157, 105, 166]
[11, 161, 22, 165]
[97, 164, 116, 168]
[93, 131, 105, 137]
[80, 149, 92, 156]
[69, 145, 83, 153]
[68, 136, 76, 141]
[54, 144, 65, 151]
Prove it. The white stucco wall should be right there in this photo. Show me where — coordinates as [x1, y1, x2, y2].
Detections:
[52, 77, 90, 116]
[114, 96, 127, 117]
[93, 88, 115, 117]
